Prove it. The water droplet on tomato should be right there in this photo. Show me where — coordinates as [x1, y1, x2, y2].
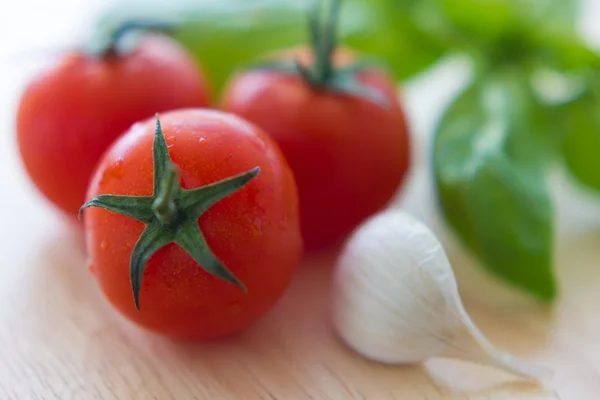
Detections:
[179, 168, 203, 190]
[87, 262, 96, 276]
[112, 158, 124, 175]
[100, 240, 108, 250]
[167, 136, 177, 148]
[100, 158, 124, 185]
[199, 137, 206, 145]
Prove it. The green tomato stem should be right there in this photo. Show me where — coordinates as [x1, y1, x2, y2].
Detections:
[308, 0, 340, 86]
[244, 0, 389, 107]
[98, 20, 178, 59]
[152, 165, 179, 225]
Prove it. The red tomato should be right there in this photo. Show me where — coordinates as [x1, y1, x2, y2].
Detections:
[82, 109, 302, 340]
[17, 34, 210, 217]
[221, 47, 411, 251]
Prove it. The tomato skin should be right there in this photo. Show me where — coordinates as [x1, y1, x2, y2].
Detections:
[17, 34, 210, 217]
[84, 109, 302, 340]
[221, 48, 411, 251]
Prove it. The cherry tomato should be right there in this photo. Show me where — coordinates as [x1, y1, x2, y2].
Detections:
[82, 109, 302, 340]
[221, 46, 411, 251]
[17, 33, 210, 217]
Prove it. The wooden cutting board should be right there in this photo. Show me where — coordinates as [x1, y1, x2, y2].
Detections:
[1, 211, 599, 399]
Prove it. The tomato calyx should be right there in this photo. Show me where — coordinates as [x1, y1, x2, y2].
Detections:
[86, 20, 178, 59]
[248, 0, 388, 107]
[80, 115, 260, 310]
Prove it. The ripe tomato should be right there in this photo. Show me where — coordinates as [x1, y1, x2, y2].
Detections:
[17, 33, 210, 217]
[81, 109, 302, 340]
[221, 46, 411, 251]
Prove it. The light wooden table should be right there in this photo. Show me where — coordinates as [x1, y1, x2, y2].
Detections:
[2, 1, 600, 399]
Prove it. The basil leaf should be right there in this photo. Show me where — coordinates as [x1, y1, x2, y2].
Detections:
[342, 0, 448, 81]
[434, 0, 517, 43]
[562, 86, 600, 192]
[91, 0, 450, 96]
[431, 0, 578, 40]
[532, 33, 600, 73]
[466, 156, 555, 301]
[426, 0, 581, 69]
[434, 73, 556, 301]
[529, 0, 579, 29]
[173, 0, 309, 96]
[525, 1, 596, 73]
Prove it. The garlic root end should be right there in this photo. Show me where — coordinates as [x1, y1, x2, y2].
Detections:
[454, 305, 553, 381]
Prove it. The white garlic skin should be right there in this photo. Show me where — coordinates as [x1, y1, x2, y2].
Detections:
[331, 209, 462, 364]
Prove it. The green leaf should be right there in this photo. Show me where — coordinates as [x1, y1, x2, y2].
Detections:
[424, 0, 582, 69]
[341, 0, 449, 80]
[562, 86, 600, 192]
[430, 0, 578, 41]
[243, 59, 300, 75]
[434, 0, 516, 43]
[91, 0, 450, 97]
[532, 34, 600, 73]
[466, 155, 555, 300]
[174, 0, 310, 97]
[434, 72, 557, 301]
[531, 0, 579, 29]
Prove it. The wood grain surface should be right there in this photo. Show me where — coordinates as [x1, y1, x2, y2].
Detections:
[2, 1, 600, 399]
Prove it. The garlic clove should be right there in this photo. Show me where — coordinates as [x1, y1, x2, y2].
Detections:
[331, 210, 460, 365]
[330, 209, 552, 382]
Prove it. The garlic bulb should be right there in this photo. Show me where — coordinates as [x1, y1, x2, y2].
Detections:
[331, 209, 552, 381]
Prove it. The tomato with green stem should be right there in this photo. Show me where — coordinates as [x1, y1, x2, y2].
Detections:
[221, 0, 411, 251]
[80, 109, 302, 340]
[17, 22, 210, 217]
